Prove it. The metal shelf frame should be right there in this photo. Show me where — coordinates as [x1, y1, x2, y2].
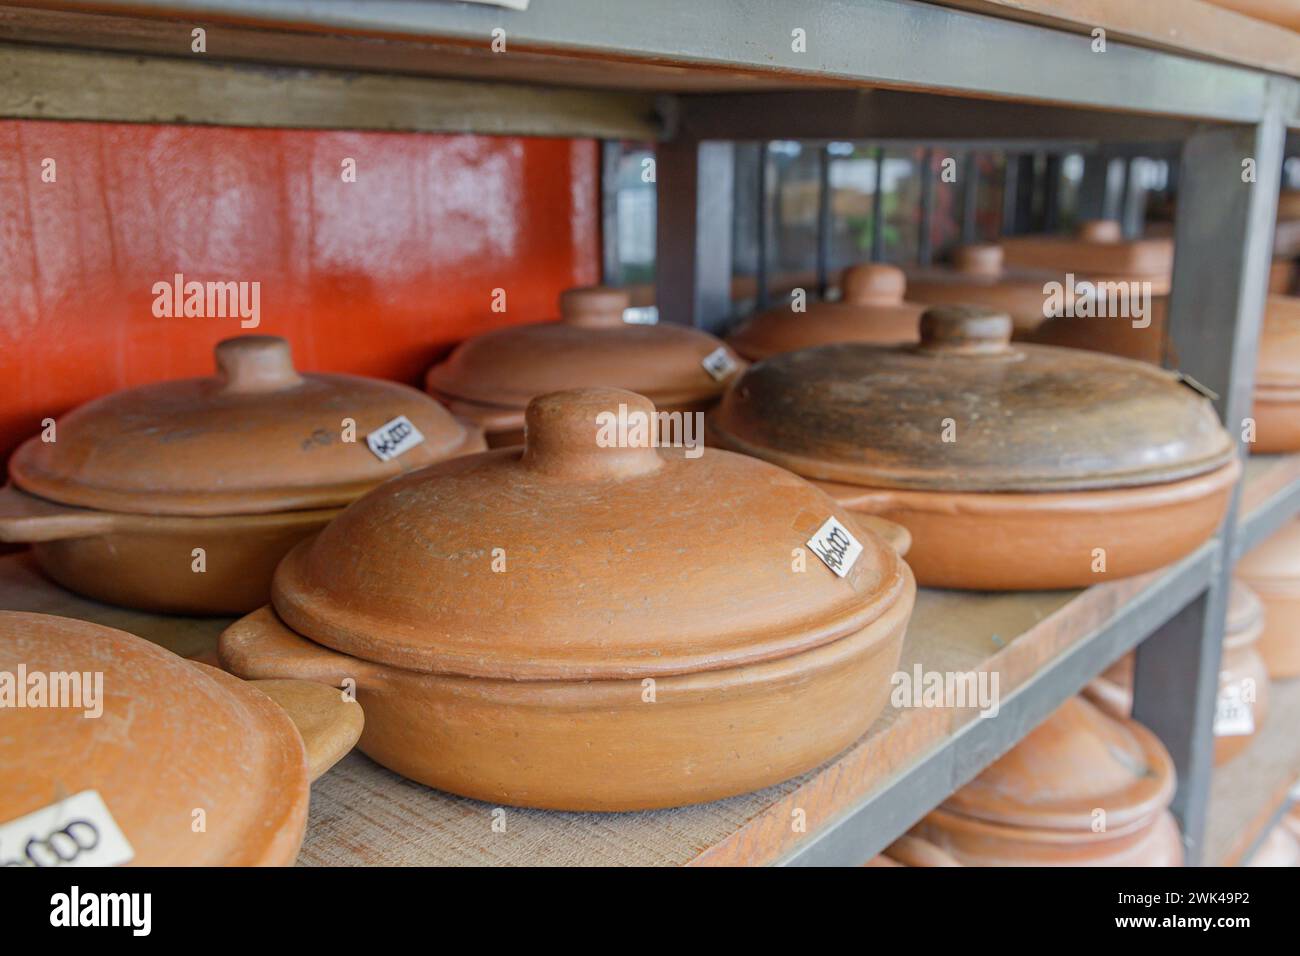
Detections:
[5, 0, 1300, 866]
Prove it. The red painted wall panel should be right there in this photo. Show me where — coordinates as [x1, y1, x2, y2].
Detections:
[0, 122, 600, 464]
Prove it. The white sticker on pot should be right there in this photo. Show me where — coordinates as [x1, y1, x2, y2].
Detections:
[1213, 684, 1255, 738]
[366, 415, 425, 462]
[807, 516, 864, 579]
[622, 306, 659, 325]
[0, 789, 134, 867]
[701, 346, 739, 382]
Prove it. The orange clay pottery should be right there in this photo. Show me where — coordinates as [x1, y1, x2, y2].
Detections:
[905, 243, 1069, 334]
[708, 305, 1240, 590]
[1248, 822, 1300, 867]
[999, 219, 1173, 294]
[726, 263, 925, 360]
[0, 336, 485, 615]
[219, 387, 916, 811]
[908, 697, 1183, 866]
[1236, 518, 1300, 677]
[1204, 0, 1300, 32]
[424, 286, 743, 447]
[0, 610, 362, 866]
[1083, 580, 1270, 764]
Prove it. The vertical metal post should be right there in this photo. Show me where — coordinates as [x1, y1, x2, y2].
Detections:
[600, 140, 623, 285]
[960, 152, 979, 244]
[817, 144, 834, 295]
[1132, 104, 1285, 865]
[1078, 151, 1111, 221]
[1042, 153, 1062, 233]
[655, 138, 735, 332]
[1001, 152, 1019, 236]
[1013, 153, 1037, 233]
[918, 148, 935, 265]
[755, 142, 770, 310]
[870, 146, 886, 261]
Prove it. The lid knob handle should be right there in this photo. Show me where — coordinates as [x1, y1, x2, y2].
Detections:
[559, 286, 632, 328]
[521, 388, 665, 479]
[953, 243, 1004, 277]
[841, 263, 906, 305]
[215, 336, 304, 393]
[918, 305, 1013, 354]
[1078, 219, 1123, 243]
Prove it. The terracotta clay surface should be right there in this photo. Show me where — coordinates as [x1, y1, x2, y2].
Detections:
[709, 306, 1239, 589]
[0, 611, 359, 866]
[425, 287, 742, 446]
[1248, 821, 1300, 867]
[0, 336, 486, 614]
[1083, 580, 1270, 765]
[913, 697, 1184, 866]
[726, 264, 925, 360]
[1236, 518, 1300, 677]
[905, 243, 1071, 333]
[1205, 0, 1300, 31]
[999, 220, 1174, 293]
[221, 387, 916, 810]
[10, 335, 482, 516]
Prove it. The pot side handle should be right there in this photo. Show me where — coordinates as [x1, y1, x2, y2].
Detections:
[220, 605, 383, 690]
[0, 485, 118, 542]
[248, 679, 364, 783]
[851, 514, 912, 558]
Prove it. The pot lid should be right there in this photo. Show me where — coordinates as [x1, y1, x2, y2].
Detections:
[940, 696, 1175, 832]
[1256, 295, 1300, 391]
[424, 286, 741, 414]
[271, 387, 911, 681]
[9, 336, 482, 517]
[1000, 220, 1174, 286]
[726, 264, 924, 360]
[0, 611, 308, 866]
[707, 306, 1235, 493]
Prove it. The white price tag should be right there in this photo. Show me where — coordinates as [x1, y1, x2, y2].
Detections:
[622, 306, 659, 325]
[0, 790, 134, 867]
[1213, 684, 1255, 738]
[366, 415, 425, 462]
[701, 346, 740, 382]
[807, 516, 864, 579]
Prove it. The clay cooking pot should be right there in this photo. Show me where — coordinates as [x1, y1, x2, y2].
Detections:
[0, 336, 485, 614]
[0, 610, 362, 865]
[708, 305, 1240, 590]
[220, 387, 916, 811]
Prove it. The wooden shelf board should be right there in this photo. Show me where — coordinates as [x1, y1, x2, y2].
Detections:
[0, 452, 1295, 866]
[1205, 678, 1300, 866]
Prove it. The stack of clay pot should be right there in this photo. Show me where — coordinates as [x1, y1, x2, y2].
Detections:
[424, 286, 743, 446]
[220, 387, 917, 811]
[726, 263, 926, 360]
[1084, 579, 1271, 764]
[709, 305, 1239, 590]
[875, 697, 1183, 866]
[0, 336, 484, 615]
[0, 611, 361, 866]
[1236, 518, 1300, 678]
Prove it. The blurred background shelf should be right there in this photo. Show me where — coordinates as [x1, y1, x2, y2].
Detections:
[1206, 679, 1300, 865]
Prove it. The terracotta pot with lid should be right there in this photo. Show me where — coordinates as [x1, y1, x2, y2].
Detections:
[1236, 519, 1300, 678]
[905, 243, 1066, 333]
[908, 697, 1183, 866]
[425, 286, 743, 447]
[0, 336, 485, 615]
[726, 263, 925, 360]
[708, 305, 1241, 590]
[220, 387, 916, 811]
[0, 611, 362, 866]
[1000, 219, 1173, 292]
[1084, 580, 1270, 765]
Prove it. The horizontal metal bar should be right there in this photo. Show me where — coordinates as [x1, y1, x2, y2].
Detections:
[0, 40, 663, 138]
[777, 544, 1216, 866]
[22, 0, 1294, 123]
